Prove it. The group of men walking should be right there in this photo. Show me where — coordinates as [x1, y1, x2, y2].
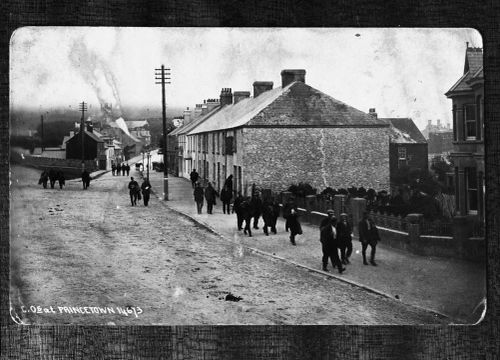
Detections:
[320, 210, 379, 273]
[38, 169, 65, 189]
[128, 177, 152, 206]
[112, 163, 130, 176]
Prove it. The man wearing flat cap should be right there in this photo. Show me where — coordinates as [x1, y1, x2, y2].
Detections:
[337, 213, 353, 265]
[319, 210, 345, 273]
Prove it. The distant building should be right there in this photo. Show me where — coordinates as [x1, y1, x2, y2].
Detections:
[382, 117, 429, 189]
[179, 69, 391, 195]
[65, 122, 105, 167]
[125, 120, 151, 146]
[445, 44, 484, 221]
[422, 119, 454, 156]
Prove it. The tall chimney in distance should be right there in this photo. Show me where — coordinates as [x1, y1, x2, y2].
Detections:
[183, 107, 191, 124]
[281, 69, 306, 88]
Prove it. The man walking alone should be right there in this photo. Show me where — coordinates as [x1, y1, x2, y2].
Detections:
[320, 210, 345, 274]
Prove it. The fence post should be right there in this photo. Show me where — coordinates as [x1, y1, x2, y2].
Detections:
[351, 197, 367, 236]
[281, 191, 293, 206]
[407, 213, 423, 249]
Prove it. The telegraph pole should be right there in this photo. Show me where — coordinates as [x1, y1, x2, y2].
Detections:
[40, 115, 44, 151]
[79, 101, 88, 171]
[155, 65, 171, 200]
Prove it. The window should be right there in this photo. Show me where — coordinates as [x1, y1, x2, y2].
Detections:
[233, 130, 237, 153]
[212, 133, 215, 154]
[226, 136, 234, 155]
[466, 167, 478, 213]
[222, 132, 226, 155]
[476, 95, 483, 141]
[397, 146, 407, 168]
[216, 132, 220, 154]
[452, 105, 457, 141]
[464, 104, 476, 139]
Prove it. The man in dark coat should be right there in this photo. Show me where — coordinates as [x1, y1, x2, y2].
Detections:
[128, 177, 140, 206]
[193, 182, 204, 214]
[126, 163, 130, 176]
[320, 210, 346, 273]
[116, 163, 122, 176]
[233, 192, 244, 230]
[190, 169, 199, 188]
[240, 196, 253, 237]
[81, 170, 91, 190]
[112, 163, 116, 176]
[262, 197, 280, 236]
[250, 192, 263, 229]
[48, 168, 58, 189]
[358, 212, 380, 266]
[204, 182, 218, 214]
[141, 179, 152, 206]
[283, 198, 302, 246]
[337, 213, 353, 264]
[122, 163, 126, 176]
[220, 184, 232, 214]
[39, 170, 49, 189]
[224, 175, 233, 195]
[57, 171, 65, 189]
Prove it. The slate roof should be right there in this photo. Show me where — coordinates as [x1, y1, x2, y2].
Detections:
[189, 82, 387, 135]
[172, 106, 223, 136]
[125, 120, 148, 129]
[65, 130, 104, 143]
[446, 47, 483, 96]
[382, 118, 427, 144]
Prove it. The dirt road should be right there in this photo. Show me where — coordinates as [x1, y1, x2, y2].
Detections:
[9, 165, 446, 325]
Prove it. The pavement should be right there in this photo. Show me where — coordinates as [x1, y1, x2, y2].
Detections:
[95, 152, 486, 324]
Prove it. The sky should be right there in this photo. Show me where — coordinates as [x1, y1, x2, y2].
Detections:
[10, 27, 482, 130]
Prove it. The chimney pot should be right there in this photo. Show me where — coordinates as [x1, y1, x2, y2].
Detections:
[220, 88, 233, 106]
[368, 108, 378, 119]
[281, 69, 306, 88]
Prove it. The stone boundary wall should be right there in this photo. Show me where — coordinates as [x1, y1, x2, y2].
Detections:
[280, 191, 485, 263]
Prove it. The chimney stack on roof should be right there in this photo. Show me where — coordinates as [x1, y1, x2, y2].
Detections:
[233, 91, 250, 104]
[220, 88, 233, 106]
[183, 107, 191, 124]
[205, 98, 220, 113]
[437, 119, 441, 127]
[368, 108, 378, 119]
[281, 69, 306, 88]
[253, 81, 274, 98]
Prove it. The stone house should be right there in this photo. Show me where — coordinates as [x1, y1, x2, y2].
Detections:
[445, 44, 484, 222]
[184, 69, 391, 195]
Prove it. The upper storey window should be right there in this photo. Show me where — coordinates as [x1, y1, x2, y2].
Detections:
[464, 104, 477, 140]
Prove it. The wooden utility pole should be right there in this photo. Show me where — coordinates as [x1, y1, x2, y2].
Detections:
[79, 101, 87, 171]
[40, 115, 44, 151]
[155, 65, 171, 200]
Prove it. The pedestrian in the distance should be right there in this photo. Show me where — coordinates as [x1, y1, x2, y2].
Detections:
[240, 196, 253, 237]
[283, 197, 302, 246]
[193, 182, 204, 214]
[128, 177, 140, 206]
[39, 170, 49, 189]
[122, 163, 126, 176]
[233, 192, 244, 230]
[126, 163, 130, 176]
[337, 213, 353, 264]
[141, 178, 152, 206]
[116, 163, 122, 176]
[81, 170, 91, 190]
[57, 170, 65, 189]
[190, 169, 199, 188]
[48, 168, 57, 189]
[262, 197, 279, 236]
[204, 182, 218, 214]
[358, 212, 380, 266]
[224, 174, 233, 195]
[220, 184, 232, 214]
[111, 163, 116, 176]
[250, 192, 263, 229]
[320, 210, 346, 273]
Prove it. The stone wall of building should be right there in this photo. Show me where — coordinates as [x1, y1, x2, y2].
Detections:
[242, 127, 390, 192]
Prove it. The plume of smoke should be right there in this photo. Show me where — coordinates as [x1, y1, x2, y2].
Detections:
[68, 39, 123, 120]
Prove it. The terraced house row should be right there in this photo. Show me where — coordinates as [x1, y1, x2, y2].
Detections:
[169, 69, 427, 196]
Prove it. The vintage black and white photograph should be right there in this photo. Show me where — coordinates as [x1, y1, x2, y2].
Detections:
[9, 27, 485, 325]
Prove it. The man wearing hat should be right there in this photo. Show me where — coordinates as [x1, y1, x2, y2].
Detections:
[358, 212, 380, 266]
[319, 210, 345, 273]
[337, 213, 353, 264]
